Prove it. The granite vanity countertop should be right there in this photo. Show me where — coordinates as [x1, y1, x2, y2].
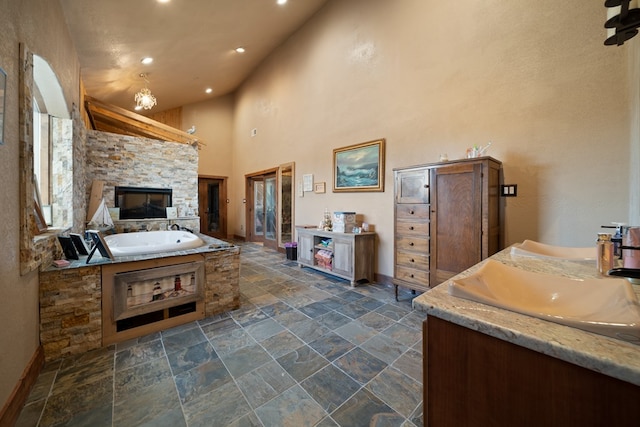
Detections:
[412, 247, 640, 386]
[43, 233, 238, 272]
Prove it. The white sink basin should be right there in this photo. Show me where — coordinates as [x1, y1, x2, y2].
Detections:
[510, 240, 596, 261]
[448, 259, 640, 343]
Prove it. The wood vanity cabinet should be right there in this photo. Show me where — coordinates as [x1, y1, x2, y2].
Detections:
[393, 157, 502, 294]
[424, 317, 640, 426]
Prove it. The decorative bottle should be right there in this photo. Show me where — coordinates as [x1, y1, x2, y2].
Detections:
[597, 233, 614, 275]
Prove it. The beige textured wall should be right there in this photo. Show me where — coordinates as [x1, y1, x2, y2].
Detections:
[183, 94, 235, 177]
[0, 0, 79, 408]
[0, 0, 635, 410]
[223, 0, 634, 278]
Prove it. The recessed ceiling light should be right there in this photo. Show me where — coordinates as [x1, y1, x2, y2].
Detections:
[141, 57, 153, 65]
[277, 0, 287, 5]
[157, 0, 170, 3]
[205, 88, 213, 94]
[235, 47, 246, 53]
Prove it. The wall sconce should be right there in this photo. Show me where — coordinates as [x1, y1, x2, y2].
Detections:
[604, 0, 640, 46]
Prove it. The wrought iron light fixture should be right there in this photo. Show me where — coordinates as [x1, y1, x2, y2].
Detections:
[604, 0, 640, 46]
[134, 73, 157, 110]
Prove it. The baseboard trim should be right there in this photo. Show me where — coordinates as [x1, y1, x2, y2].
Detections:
[0, 345, 44, 427]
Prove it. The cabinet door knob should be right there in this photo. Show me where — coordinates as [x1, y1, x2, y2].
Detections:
[409, 226, 414, 230]
[410, 274, 414, 278]
[409, 242, 414, 246]
[410, 258, 415, 263]
[409, 210, 414, 215]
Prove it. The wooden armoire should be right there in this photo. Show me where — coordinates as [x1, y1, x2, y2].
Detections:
[393, 157, 502, 296]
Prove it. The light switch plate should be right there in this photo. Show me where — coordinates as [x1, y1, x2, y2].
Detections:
[501, 184, 517, 197]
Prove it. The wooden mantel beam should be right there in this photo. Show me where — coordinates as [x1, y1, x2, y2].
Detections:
[84, 96, 204, 147]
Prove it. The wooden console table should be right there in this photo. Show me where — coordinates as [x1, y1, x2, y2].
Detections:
[295, 226, 375, 286]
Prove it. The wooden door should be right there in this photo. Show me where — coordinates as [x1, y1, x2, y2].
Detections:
[395, 168, 429, 204]
[297, 231, 314, 266]
[198, 177, 227, 240]
[332, 237, 353, 277]
[430, 162, 482, 285]
[245, 170, 278, 250]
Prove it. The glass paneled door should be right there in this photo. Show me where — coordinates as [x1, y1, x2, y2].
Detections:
[198, 177, 227, 240]
[247, 172, 278, 250]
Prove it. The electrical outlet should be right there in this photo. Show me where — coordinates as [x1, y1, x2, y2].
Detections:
[501, 184, 517, 197]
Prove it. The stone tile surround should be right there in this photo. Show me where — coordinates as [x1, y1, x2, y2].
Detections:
[111, 217, 200, 233]
[39, 265, 102, 360]
[39, 239, 240, 361]
[85, 130, 199, 229]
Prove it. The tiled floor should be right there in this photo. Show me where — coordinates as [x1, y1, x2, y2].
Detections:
[16, 242, 425, 427]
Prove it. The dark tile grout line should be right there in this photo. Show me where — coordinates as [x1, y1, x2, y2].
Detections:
[229, 261, 422, 423]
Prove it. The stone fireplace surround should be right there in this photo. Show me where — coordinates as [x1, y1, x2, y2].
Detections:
[85, 130, 200, 232]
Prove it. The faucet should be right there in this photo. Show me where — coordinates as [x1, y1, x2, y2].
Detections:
[602, 224, 640, 278]
[168, 223, 180, 230]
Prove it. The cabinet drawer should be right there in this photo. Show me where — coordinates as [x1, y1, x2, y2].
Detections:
[395, 265, 429, 286]
[396, 220, 429, 236]
[396, 236, 429, 253]
[396, 251, 429, 270]
[396, 204, 429, 220]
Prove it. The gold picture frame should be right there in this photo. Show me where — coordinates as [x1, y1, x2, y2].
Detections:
[333, 139, 385, 192]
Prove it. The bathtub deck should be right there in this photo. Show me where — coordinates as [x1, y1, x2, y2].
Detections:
[39, 234, 240, 360]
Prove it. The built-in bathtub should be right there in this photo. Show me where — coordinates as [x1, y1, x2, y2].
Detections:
[104, 230, 205, 256]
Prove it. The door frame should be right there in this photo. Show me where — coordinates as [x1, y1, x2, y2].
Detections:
[245, 167, 279, 250]
[198, 175, 228, 240]
[277, 162, 295, 249]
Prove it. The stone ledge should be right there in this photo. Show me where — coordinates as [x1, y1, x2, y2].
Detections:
[39, 247, 240, 361]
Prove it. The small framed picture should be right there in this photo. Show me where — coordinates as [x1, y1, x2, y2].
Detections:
[108, 207, 120, 221]
[70, 233, 90, 255]
[86, 230, 115, 263]
[314, 182, 326, 194]
[303, 174, 314, 192]
[57, 236, 79, 260]
[166, 207, 178, 219]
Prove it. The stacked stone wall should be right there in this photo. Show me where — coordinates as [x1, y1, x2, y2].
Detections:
[39, 248, 240, 361]
[203, 247, 241, 316]
[39, 266, 102, 361]
[85, 131, 199, 229]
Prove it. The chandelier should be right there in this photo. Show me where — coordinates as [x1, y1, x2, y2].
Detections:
[134, 73, 157, 110]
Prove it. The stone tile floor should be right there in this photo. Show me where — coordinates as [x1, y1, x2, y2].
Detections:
[16, 242, 425, 426]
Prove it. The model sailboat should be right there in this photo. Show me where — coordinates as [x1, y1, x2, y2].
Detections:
[87, 198, 114, 230]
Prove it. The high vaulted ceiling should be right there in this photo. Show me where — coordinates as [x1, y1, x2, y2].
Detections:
[59, 0, 329, 113]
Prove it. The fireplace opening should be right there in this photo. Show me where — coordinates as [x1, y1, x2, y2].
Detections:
[115, 186, 172, 219]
